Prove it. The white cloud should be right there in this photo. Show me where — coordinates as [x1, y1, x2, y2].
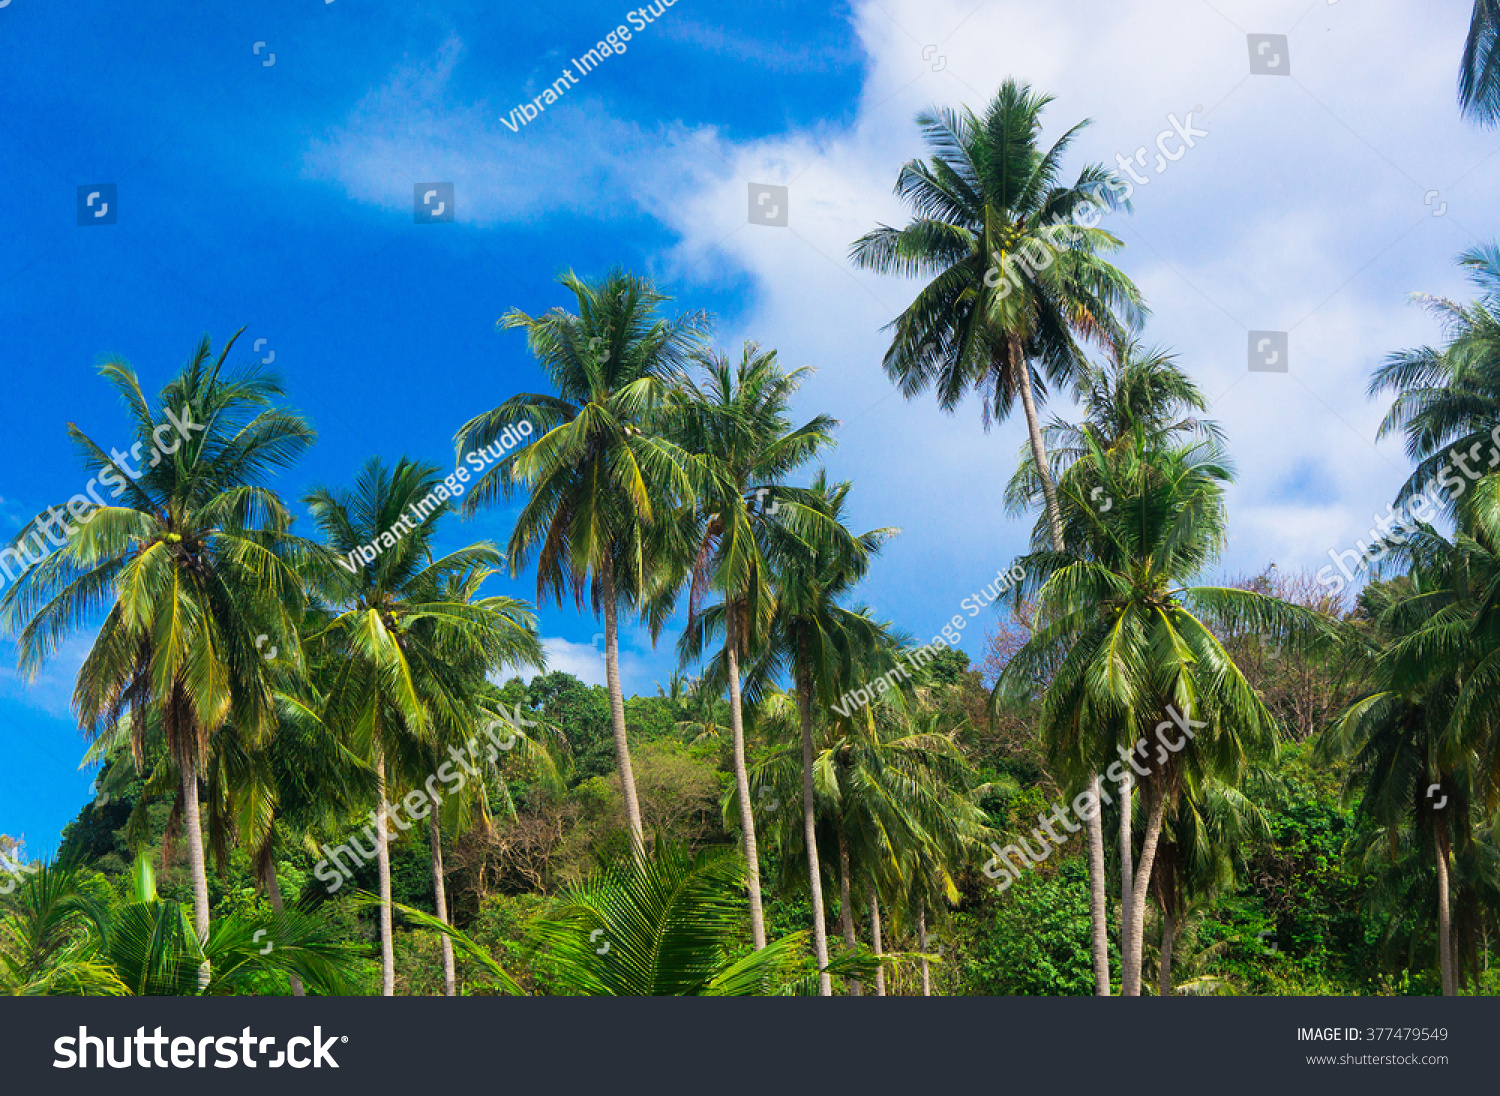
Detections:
[305, 0, 1500, 645]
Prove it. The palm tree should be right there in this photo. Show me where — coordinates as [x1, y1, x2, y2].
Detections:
[1370, 246, 1500, 516]
[1461, 0, 1500, 124]
[669, 343, 839, 950]
[1003, 335, 1218, 991]
[850, 90, 1145, 991]
[740, 475, 894, 995]
[0, 333, 313, 959]
[994, 431, 1332, 994]
[302, 457, 544, 995]
[850, 79, 1145, 552]
[455, 269, 710, 857]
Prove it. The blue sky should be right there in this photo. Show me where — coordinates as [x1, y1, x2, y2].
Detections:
[1, 0, 1496, 851]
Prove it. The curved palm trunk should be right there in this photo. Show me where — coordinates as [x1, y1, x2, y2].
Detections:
[1123, 787, 1167, 996]
[837, 822, 861, 996]
[724, 602, 766, 949]
[796, 650, 832, 996]
[869, 891, 886, 996]
[430, 814, 456, 996]
[918, 897, 931, 997]
[1435, 828, 1455, 996]
[180, 758, 211, 990]
[264, 862, 305, 997]
[1086, 774, 1111, 995]
[1158, 908, 1175, 998]
[376, 755, 395, 997]
[600, 559, 646, 858]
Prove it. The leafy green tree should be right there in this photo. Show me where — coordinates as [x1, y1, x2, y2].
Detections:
[455, 270, 710, 856]
[0, 333, 313, 955]
[302, 457, 543, 995]
[668, 342, 839, 949]
[994, 431, 1332, 994]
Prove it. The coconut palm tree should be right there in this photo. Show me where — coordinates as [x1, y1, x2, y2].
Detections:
[667, 343, 839, 950]
[455, 269, 710, 857]
[850, 88, 1145, 990]
[849, 80, 1145, 553]
[994, 430, 1333, 994]
[301, 456, 544, 995]
[0, 333, 313, 959]
[1462, 0, 1500, 124]
[736, 476, 894, 994]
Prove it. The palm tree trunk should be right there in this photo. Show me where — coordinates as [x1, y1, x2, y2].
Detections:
[869, 891, 886, 996]
[1119, 776, 1133, 981]
[180, 757, 211, 990]
[264, 863, 305, 997]
[1158, 908, 1175, 998]
[724, 602, 766, 949]
[837, 822, 861, 996]
[1010, 334, 1065, 551]
[376, 755, 395, 997]
[1085, 773, 1111, 995]
[918, 897, 931, 997]
[1124, 787, 1167, 996]
[600, 558, 646, 858]
[797, 649, 832, 996]
[429, 814, 456, 997]
[1435, 828, 1455, 996]
[1013, 332, 1114, 996]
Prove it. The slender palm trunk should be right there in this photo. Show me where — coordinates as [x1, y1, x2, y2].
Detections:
[264, 863, 304, 997]
[600, 559, 645, 858]
[724, 602, 766, 949]
[869, 891, 886, 996]
[1435, 828, 1455, 996]
[430, 814, 456, 997]
[918, 897, 931, 997]
[837, 822, 861, 996]
[1119, 777, 1134, 980]
[796, 650, 832, 996]
[180, 757, 211, 990]
[1124, 787, 1167, 996]
[1012, 334, 1113, 992]
[1158, 908, 1175, 998]
[1010, 335, 1065, 551]
[1086, 774, 1111, 995]
[376, 755, 395, 997]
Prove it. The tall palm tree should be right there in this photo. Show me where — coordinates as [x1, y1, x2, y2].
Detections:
[850, 90, 1144, 991]
[669, 343, 839, 950]
[1461, 0, 1500, 124]
[0, 333, 313, 956]
[302, 457, 544, 995]
[455, 269, 710, 857]
[741, 475, 894, 995]
[850, 79, 1146, 552]
[994, 431, 1332, 994]
[1003, 335, 1218, 990]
